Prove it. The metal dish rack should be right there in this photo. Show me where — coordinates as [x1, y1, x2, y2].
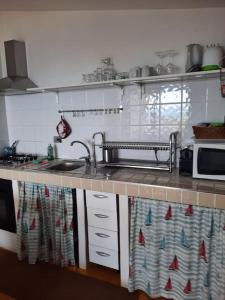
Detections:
[93, 131, 179, 172]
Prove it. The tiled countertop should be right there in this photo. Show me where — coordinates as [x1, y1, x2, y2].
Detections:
[0, 160, 225, 209]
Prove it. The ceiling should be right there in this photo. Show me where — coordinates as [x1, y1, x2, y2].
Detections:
[0, 0, 224, 11]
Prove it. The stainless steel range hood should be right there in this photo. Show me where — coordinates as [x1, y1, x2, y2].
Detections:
[0, 40, 37, 94]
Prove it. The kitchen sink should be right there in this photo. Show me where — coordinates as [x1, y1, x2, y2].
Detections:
[46, 161, 84, 172]
[43, 160, 118, 178]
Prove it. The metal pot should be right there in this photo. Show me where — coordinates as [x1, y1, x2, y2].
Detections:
[103, 148, 118, 163]
[185, 44, 203, 72]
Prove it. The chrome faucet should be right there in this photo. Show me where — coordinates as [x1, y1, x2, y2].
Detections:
[70, 140, 91, 166]
[92, 132, 105, 169]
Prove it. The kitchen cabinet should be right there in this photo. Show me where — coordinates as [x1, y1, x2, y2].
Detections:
[85, 190, 119, 270]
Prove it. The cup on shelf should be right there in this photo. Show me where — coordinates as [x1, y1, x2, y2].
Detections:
[115, 72, 129, 80]
[141, 65, 150, 77]
[129, 66, 142, 78]
[82, 74, 88, 82]
[155, 51, 167, 75]
[87, 73, 96, 82]
[141, 65, 155, 77]
[165, 50, 179, 74]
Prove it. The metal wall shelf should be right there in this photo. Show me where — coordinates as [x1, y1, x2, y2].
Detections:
[0, 69, 224, 96]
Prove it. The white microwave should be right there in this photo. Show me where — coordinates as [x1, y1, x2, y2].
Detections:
[193, 142, 225, 181]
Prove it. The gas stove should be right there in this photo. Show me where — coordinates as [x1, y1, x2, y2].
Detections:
[0, 154, 38, 166]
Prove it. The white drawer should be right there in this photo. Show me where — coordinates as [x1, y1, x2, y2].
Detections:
[89, 245, 119, 270]
[88, 226, 118, 251]
[87, 208, 118, 231]
[86, 190, 117, 211]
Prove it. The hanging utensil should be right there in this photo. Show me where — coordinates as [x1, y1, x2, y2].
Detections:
[56, 116, 72, 139]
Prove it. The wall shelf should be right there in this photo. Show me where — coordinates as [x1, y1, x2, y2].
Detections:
[0, 69, 224, 96]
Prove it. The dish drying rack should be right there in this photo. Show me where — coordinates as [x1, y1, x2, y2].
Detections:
[93, 131, 179, 172]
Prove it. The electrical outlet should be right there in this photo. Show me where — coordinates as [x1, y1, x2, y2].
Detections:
[54, 136, 62, 143]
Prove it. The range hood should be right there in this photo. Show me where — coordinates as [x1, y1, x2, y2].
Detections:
[0, 40, 37, 93]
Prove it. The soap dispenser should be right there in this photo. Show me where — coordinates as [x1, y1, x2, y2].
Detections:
[47, 144, 54, 161]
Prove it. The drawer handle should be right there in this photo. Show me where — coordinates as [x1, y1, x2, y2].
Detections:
[95, 233, 110, 238]
[96, 251, 110, 257]
[93, 194, 108, 199]
[94, 214, 109, 219]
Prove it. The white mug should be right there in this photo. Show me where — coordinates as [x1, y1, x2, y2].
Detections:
[129, 66, 141, 78]
[142, 65, 150, 77]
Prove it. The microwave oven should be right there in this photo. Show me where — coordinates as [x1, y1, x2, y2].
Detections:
[193, 142, 225, 180]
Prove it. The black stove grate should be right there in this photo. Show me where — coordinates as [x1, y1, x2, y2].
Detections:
[0, 154, 37, 166]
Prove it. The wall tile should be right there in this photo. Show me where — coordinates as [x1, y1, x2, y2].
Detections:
[159, 125, 180, 142]
[182, 101, 206, 126]
[4, 77, 225, 159]
[86, 89, 104, 109]
[59, 90, 86, 110]
[160, 83, 182, 103]
[143, 83, 160, 105]
[139, 105, 160, 125]
[140, 125, 159, 141]
[160, 104, 181, 124]
[103, 87, 121, 108]
[123, 85, 141, 106]
[181, 124, 194, 145]
[206, 97, 225, 122]
[206, 78, 222, 103]
[182, 80, 207, 103]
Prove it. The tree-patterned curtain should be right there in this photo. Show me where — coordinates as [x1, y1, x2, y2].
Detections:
[17, 182, 75, 267]
[128, 197, 225, 300]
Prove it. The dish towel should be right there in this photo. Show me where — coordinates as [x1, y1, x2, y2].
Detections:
[128, 197, 225, 300]
[17, 182, 75, 267]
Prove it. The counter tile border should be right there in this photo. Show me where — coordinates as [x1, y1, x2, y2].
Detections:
[1, 168, 225, 209]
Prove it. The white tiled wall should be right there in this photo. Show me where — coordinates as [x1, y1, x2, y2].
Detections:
[0, 96, 9, 154]
[4, 77, 225, 160]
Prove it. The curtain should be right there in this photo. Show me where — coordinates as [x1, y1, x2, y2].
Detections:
[17, 182, 75, 267]
[128, 197, 225, 300]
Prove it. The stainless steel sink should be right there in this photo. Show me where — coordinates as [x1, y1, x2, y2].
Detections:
[46, 161, 84, 172]
[43, 160, 118, 178]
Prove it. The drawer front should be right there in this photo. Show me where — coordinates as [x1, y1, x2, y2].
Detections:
[89, 245, 119, 270]
[87, 208, 118, 231]
[88, 226, 118, 251]
[86, 190, 116, 211]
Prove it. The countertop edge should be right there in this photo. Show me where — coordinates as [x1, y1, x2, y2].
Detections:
[0, 167, 224, 209]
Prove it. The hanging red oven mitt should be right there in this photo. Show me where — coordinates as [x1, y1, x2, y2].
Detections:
[56, 116, 72, 139]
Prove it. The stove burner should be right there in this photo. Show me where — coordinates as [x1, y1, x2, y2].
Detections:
[0, 154, 38, 166]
